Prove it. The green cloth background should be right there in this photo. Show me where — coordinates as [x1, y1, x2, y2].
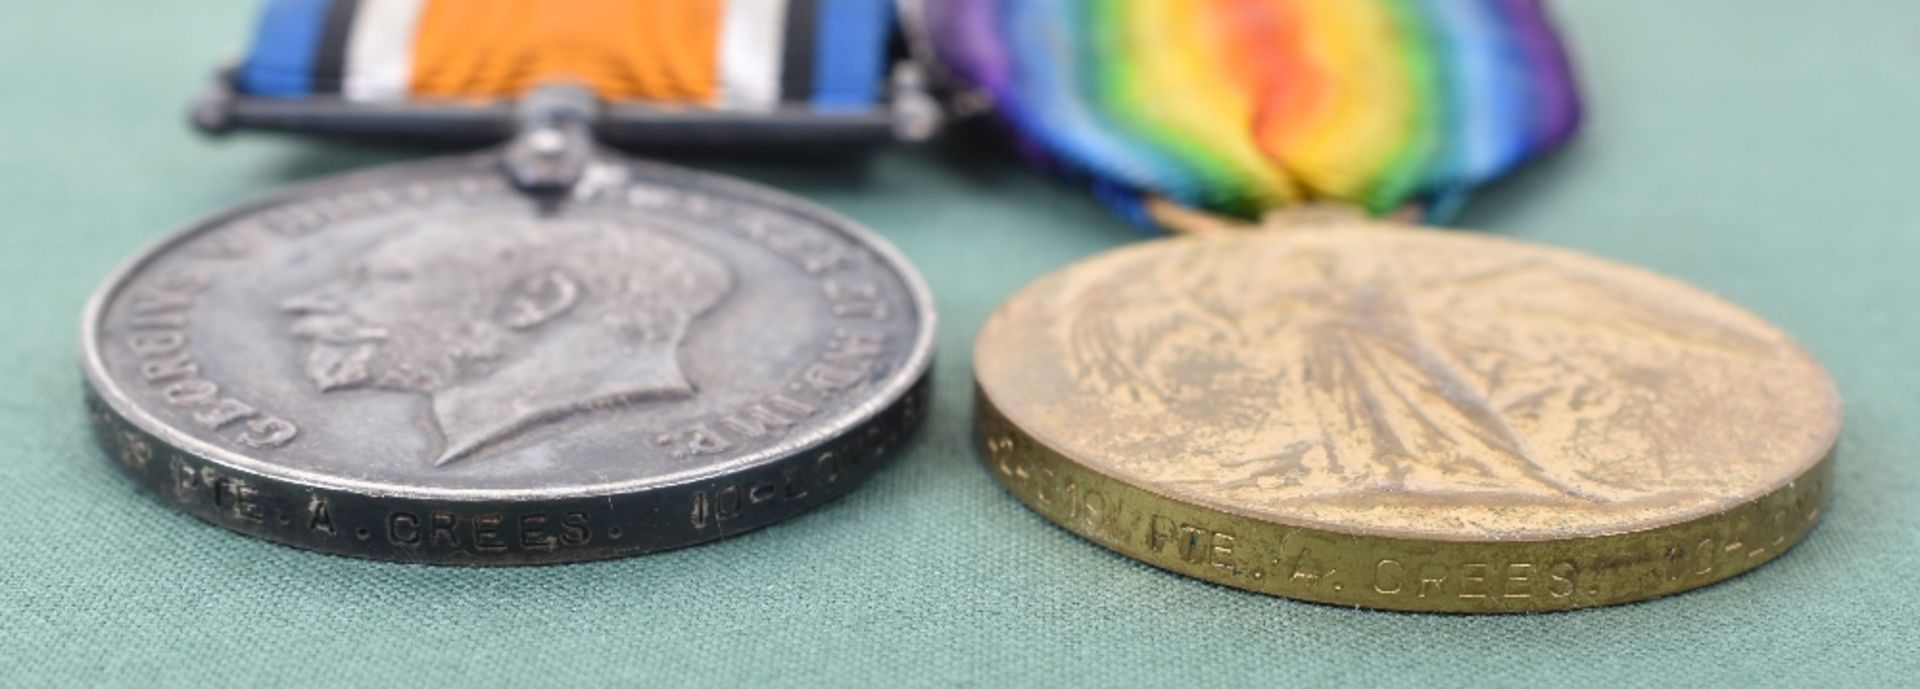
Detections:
[3, 2, 1916, 686]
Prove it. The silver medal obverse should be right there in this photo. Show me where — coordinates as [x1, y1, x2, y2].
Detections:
[82, 150, 934, 564]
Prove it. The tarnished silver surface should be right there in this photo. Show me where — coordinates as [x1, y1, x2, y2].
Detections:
[82, 150, 935, 563]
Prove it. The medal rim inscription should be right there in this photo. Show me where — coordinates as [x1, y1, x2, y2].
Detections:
[79, 151, 937, 564]
[82, 152, 938, 502]
[976, 392, 1832, 612]
[972, 224, 1840, 610]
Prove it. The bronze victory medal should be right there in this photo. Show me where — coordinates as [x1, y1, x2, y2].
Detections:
[83, 151, 934, 564]
[974, 220, 1839, 612]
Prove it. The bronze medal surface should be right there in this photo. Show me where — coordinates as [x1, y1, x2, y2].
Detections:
[974, 220, 1839, 612]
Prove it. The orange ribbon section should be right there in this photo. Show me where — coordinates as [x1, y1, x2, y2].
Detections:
[410, 0, 722, 102]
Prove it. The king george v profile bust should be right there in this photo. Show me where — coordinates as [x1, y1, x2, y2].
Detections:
[281, 217, 733, 466]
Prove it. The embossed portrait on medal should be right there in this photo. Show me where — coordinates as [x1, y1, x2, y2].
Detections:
[85, 155, 934, 562]
[281, 218, 732, 465]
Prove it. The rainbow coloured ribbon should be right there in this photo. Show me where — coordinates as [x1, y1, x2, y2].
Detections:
[237, 0, 895, 113]
[925, 0, 1583, 222]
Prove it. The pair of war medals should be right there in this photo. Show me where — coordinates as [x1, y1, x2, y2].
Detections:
[84, 82, 1837, 615]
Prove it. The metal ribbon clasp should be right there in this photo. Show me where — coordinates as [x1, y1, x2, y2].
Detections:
[502, 84, 597, 194]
